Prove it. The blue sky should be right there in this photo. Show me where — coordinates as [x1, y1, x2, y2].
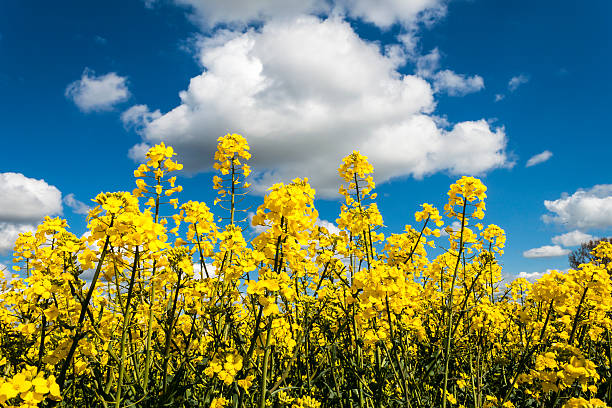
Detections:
[1, 0, 611, 280]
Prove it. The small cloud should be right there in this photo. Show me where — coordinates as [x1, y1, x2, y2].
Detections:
[63, 193, 92, 215]
[94, 35, 107, 45]
[440, 220, 462, 236]
[523, 245, 570, 258]
[525, 150, 552, 167]
[415, 48, 441, 78]
[494, 94, 504, 102]
[122, 105, 162, 133]
[0, 223, 35, 255]
[508, 74, 529, 92]
[65, 68, 130, 112]
[551, 230, 595, 247]
[128, 143, 151, 163]
[542, 184, 612, 229]
[432, 70, 484, 96]
[314, 218, 340, 235]
[0, 172, 62, 223]
[517, 270, 545, 282]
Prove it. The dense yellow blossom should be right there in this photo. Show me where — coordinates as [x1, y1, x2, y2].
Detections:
[0, 138, 610, 408]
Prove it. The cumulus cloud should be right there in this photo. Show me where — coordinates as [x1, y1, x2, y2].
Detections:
[0, 173, 63, 255]
[432, 69, 484, 96]
[336, 0, 447, 29]
[542, 185, 612, 229]
[508, 74, 529, 92]
[523, 245, 570, 258]
[133, 17, 511, 197]
[315, 218, 341, 235]
[121, 104, 162, 133]
[65, 69, 130, 112]
[0, 173, 62, 223]
[551, 230, 595, 247]
[0, 223, 36, 255]
[415, 49, 484, 96]
[171, 0, 446, 29]
[517, 270, 545, 282]
[63, 193, 92, 215]
[525, 150, 552, 167]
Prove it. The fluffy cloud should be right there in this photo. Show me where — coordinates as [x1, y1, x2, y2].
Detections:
[551, 230, 595, 247]
[508, 74, 529, 92]
[525, 150, 552, 167]
[170, 0, 445, 29]
[63, 193, 91, 215]
[0, 173, 62, 223]
[121, 104, 162, 133]
[523, 245, 570, 258]
[336, 0, 447, 29]
[542, 185, 612, 229]
[0, 173, 63, 255]
[415, 49, 484, 96]
[517, 271, 545, 282]
[432, 69, 484, 96]
[134, 17, 510, 197]
[0, 223, 35, 255]
[65, 69, 130, 112]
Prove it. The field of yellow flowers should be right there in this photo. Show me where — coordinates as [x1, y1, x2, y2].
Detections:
[1, 133, 611, 408]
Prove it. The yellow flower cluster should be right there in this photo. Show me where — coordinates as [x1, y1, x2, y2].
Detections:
[1, 136, 611, 408]
[0, 366, 61, 407]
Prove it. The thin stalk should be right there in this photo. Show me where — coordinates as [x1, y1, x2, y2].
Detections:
[442, 200, 467, 408]
[258, 319, 273, 408]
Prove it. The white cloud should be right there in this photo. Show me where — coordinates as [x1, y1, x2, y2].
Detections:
[551, 230, 595, 247]
[248, 211, 340, 236]
[440, 220, 461, 236]
[121, 104, 162, 133]
[193, 262, 217, 279]
[523, 245, 570, 258]
[0, 173, 62, 223]
[336, 0, 447, 29]
[175, 0, 329, 28]
[128, 143, 151, 163]
[508, 74, 529, 92]
[63, 193, 91, 215]
[517, 269, 568, 282]
[415, 49, 484, 97]
[315, 218, 341, 235]
[494, 94, 504, 102]
[0, 173, 63, 255]
[525, 150, 552, 167]
[517, 271, 545, 282]
[65, 69, 130, 112]
[432, 69, 484, 96]
[415, 48, 441, 77]
[542, 185, 612, 230]
[0, 262, 10, 282]
[0, 223, 35, 255]
[134, 17, 511, 197]
[171, 0, 446, 29]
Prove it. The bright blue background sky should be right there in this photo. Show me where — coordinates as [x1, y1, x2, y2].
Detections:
[1, 0, 610, 280]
